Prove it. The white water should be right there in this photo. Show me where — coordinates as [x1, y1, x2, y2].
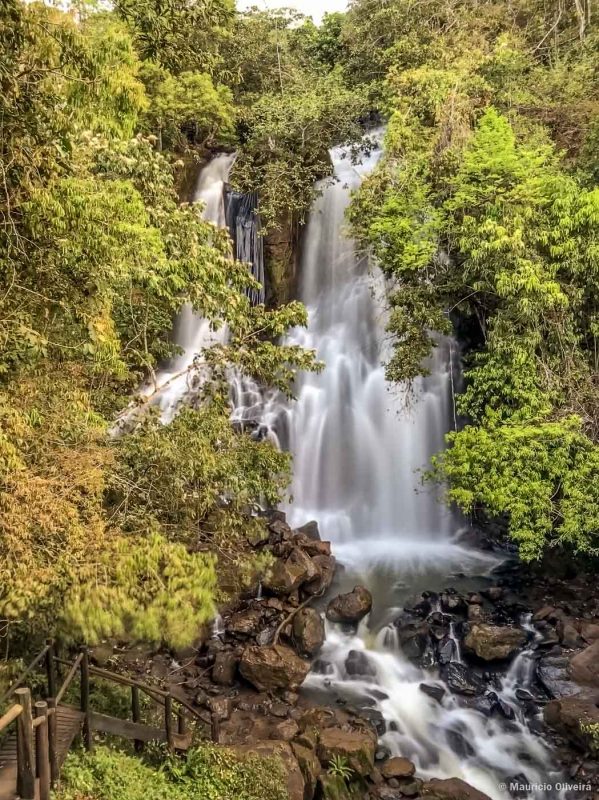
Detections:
[251, 140, 564, 799]
[122, 153, 236, 423]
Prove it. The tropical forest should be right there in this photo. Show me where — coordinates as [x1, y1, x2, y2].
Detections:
[1, 0, 599, 799]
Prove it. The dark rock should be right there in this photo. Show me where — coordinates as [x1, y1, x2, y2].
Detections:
[212, 651, 239, 686]
[317, 726, 377, 776]
[557, 619, 584, 649]
[464, 623, 526, 661]
[359, 708, 386, 735]
[380, 757, 415, 779]
[420, 683, 446, 704]
[326, 586, 373, 625]
[437, 636, 457, 665]
[263, 548, 320, 595]
[345, 649, 377, 679]
[228, 608, 263, 637]
[304, 554, 336, 595]
[569, 640, 599, 688]
[441, 663, 485, 696]
[487, 691, 516, 720]
[239, 644, 310, 692]
[231, 740, 305, 800]
[482, 587, 504, 603]
[291, 742, 321, 800]
[441, 593, 467, 614]
[544, 692, 599, 749]
[396, 622, 430, 663]
[421, 777, 492, 799]
[446, 729, 475, 758]
[293, 607, 325, 657]
[296, 520, 320, 541]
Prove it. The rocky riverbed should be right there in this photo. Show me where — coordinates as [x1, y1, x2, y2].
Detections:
[89, 515, 599, 800]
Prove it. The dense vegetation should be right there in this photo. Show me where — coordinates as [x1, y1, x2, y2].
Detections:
[342, 0, 599, 561]
[0, 0, 362, 652]
[56, 744, 287, 800]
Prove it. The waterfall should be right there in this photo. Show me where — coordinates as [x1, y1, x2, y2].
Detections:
[225, 189, 266, 306]
[120, 153, 265, 423]
[246, 137, 564, 800]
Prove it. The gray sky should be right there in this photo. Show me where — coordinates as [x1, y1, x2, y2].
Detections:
[238, 0, 348, 23]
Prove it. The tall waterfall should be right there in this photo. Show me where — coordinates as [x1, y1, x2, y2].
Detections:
[248, 140, 564, 799]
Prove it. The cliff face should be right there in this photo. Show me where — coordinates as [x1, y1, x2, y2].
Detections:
[264, 212, 300, 308]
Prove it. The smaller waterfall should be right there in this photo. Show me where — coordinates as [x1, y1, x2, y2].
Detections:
[225, 189, 266, 306]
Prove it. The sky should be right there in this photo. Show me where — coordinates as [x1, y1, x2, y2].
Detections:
[238, 0, 348, 23]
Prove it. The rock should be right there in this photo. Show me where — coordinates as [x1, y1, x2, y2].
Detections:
[569, 640, 599, 688]
[264, 548, 320, 595]
[247, 525, 270, 547]
[557, 619, 583, 649]
[345, 650, 377, 679]
[228, 608, 263, 637]
[422, 778, 492, 799]
[304, 554, 336, 595]
[317, 774, 352, 800]
[533, 605, 556, 622]
[212, 651, 239, 685]
[579, 621, 599, 643]
[396, 622, 430, 663]
[293, 608, 325, 657]
[317, 726, 377, 776]
[441, 593, 467, 613]
[208, 696, 232, 721]
[293, 533, 331, 557]
[270, 719, 300, 741]
[482, 587, 504, 603]
[464, 624, 526, 661]
[291, 742, 321, 800]
[441, 663, 485, 696]
[360, 708, 386, 736]
[536, 654, 579, 699]
[232, 740, 305, 800]
[296, 520, 320, 541]
[446, 729, 475, 758]
[544, 692, 599, 749]
[437, 636, 457, 665]
[419, 683, 446, 704]
[467, 604, 484, 622]
[326, 586, 373, 625]
[239, 645, 310, 692]
[380, 757, 415, 779]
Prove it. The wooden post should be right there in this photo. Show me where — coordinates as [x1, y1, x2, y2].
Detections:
[210, 710, 220, 744]
[45, 639, 56, 699]
[35, 701, 51, 800]
[131, 686, 143, 753]
[164, 693, 173, 750]
[47, 698, 59, 787]
[177, 707, 187, 737]
[80, 647, 93, 752]
[15, 687, 35, 800]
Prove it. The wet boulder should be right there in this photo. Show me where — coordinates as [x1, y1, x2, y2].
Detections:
[557, 618, 584, 649]
[464, 623, 526, 661]
[231, 740, 305, 800]
[544, 692, 599, 749]
[569, 639, 599, 688]
[228, 608, 263, 637]
[212, 650, 239, 685]
[422, 777, 492, 800]
[296, 520, 321, 541]
[345, 649, 377, 679]
[293, 607, 325, 657]
[317, 725, 377, 776]
[291, 742, 321, 800]
[419, 683, 446, 704]
[263, 547, 320, 595]
[441, 663, 485, 696]
[239, 644, 310, 692]
[437, 635, 458, 665]
[326, 585, 372, 624]
[304, 554, 336, 595]
[380, 757, 415, 780]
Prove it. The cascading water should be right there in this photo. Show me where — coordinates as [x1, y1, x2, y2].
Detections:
[119, 153, 266, 423]
[245, 138, 565, 799]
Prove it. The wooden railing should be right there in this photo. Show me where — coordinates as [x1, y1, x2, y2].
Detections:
[0, 641, 208, 800]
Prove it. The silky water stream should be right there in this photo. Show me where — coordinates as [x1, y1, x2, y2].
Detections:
[233, 141, 566, 799]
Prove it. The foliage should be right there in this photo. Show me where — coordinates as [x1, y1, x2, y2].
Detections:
[233, 71, 368, 228]
[327, 755, 354, 783]
[0, 1, 319, 648]
[57, 744, 288, 800]
[348, 1, 599, 559]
